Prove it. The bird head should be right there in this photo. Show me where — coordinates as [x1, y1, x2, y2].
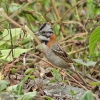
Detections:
[35, 23, 55, 44]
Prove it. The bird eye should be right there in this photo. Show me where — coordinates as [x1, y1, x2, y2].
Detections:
[42, 31, 46, 36]
[42, 31, 45, 33]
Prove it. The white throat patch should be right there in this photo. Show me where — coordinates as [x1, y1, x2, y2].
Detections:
[38, 35, 50, 41]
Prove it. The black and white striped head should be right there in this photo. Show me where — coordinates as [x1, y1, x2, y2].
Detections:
[35, 23, 53, 43]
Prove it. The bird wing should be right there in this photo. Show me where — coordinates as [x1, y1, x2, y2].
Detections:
[51, 43, 73, 63]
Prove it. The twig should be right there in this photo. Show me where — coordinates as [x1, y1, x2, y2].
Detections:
[50, 0, 65, 34]
[58, 33, 87, 53]
[51, 20, 88, 33]
[5, 49, 13, 59]
[62, 21, 88, 33]
[59, 33, 87, 44]
[59, 34, 74, 42]
[65, 72, 88, 90]
[8, 24, 14, 59]
[68, 46, 88, 55]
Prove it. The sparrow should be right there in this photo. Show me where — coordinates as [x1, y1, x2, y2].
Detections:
[35, 23, 87, 86]
[35, 23, 75, 70]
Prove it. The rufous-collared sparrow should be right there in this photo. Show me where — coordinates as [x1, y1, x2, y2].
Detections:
[35, 23, 87, 86]
[35, 23, 75, 71]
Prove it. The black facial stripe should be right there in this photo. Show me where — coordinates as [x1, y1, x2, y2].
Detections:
[39, 23, 46, 31]
[46, 31, 53, 33]
[42, 31, 53, 33]
[41, 40, 48, 44]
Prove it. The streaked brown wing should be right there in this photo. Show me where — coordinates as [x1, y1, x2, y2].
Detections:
[52, 43, 73, 63]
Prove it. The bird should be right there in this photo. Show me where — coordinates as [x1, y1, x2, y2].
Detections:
[35, 23, 75, 70]
[35, 23, 87, 86]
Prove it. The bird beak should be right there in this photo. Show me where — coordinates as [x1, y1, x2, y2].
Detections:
[35, 31, 38, 35]
[35, 31, 40, 36]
